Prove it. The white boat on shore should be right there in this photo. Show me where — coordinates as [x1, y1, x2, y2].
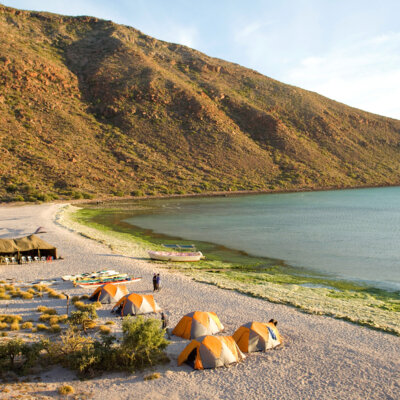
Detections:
[148, 250, 204, 262]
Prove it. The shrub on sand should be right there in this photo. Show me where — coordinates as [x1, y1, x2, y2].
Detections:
[37, 306, 57, 315]
[93, 302, 102, 309]
[37, 324, 48, 331]
[120, 316, 170, 370]
[105, 321, 115, 325]
[0, 322, 8, 330]
[21, 292, 34, 300]
[58, 385, 74, 395]
[73, 302, 98, 319]
[49, 316, 59, 325]
[0, 338, 43, 375]
[0, 315, 22, 323]
[98, 325, 111, 335]
[73, 301, 85, 310]
[144, 372, 161, 381]
[58, 314, 68, 323]
[47, 290, 63, 299]
[50, 324, 61, 333]
[10, 321, 20, 331]
[21, 322, 33, 330]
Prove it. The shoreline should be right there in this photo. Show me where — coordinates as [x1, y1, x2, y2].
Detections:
[0, 203, 399, 399]
[2, 182, 400, 207]
[65, 205, 400, 336]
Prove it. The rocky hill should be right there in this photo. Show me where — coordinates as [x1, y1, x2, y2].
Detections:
[1, 4, 400, 202]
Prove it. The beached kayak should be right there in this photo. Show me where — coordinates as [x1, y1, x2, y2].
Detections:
[62, 270, 119, 281]
[148, 250, 204, 262]
[77, 277, 142, 288]
[74, 273, 128, 283]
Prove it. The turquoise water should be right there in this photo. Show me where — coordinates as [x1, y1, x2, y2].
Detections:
[124, 187, 400, 291]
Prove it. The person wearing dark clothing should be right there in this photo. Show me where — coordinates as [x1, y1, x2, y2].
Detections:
[161, 312, 168, 329]
[156, 273, 161, 291]
[161, 312, 170, 338]
[152, 273, 157, 291]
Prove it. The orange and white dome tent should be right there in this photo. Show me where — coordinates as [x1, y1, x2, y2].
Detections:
[112, 293, 161, 316]
[178, 335, 245, 369]
[89, 283, 129, 304]
[232, 321, 282, 353]
[172, 311, 224, 339]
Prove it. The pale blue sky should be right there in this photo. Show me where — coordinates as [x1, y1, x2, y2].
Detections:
[3, 0, 400, 119]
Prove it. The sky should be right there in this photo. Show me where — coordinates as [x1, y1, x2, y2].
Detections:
[3, 0, 400, 120]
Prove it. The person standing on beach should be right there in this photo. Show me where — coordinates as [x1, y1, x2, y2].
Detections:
[152, 273, 157, 291]
[161, 312, 168, 329]
[156, 273, 161, 291]
[161, 312, 170, 338]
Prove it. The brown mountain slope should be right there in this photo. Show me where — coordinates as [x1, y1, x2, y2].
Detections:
[1, 4, 400, 202]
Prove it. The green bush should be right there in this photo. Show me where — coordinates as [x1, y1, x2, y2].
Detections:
[120, 316, 169, 370]
[73, 302, 98, 319]
[68, 311, 97, 332]
[0, 338, 43, 375]
[9, 318, 170, 379]
[37, 306, 57, 315]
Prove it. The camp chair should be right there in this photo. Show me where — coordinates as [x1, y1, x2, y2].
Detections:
[11, 257, 17, 264]
[27, 256, 33, 262]
[21, 256, 27, 263]
[4, 257, 10, 264]
[34, 256, 39, 262]
[41, 256, 46, 262]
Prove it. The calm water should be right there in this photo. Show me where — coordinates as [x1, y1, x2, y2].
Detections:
[124, 187, 400, 290]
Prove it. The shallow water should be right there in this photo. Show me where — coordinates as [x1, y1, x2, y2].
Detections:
[121, 187, 400, 291]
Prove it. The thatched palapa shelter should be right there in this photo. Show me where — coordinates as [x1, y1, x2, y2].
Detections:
[0, 234, 57, 262]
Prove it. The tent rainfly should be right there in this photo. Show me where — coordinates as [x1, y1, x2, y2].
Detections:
[112, 293, 161, 316]
[178, 335, 245, 369]
[89, 283, 129, 304]
[0, 234, 57, 261]
[232, 321, 282, 353]
[172, 311, 224, 339]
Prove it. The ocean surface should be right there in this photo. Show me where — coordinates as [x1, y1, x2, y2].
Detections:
[123, 187, 400, 291]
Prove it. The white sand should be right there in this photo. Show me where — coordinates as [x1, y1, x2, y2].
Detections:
[0, 203, 399, 400]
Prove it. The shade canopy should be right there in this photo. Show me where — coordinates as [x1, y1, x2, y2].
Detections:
[0, 234, 57, 258]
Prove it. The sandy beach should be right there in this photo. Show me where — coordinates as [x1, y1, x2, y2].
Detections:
[0, 203, 399, 399]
